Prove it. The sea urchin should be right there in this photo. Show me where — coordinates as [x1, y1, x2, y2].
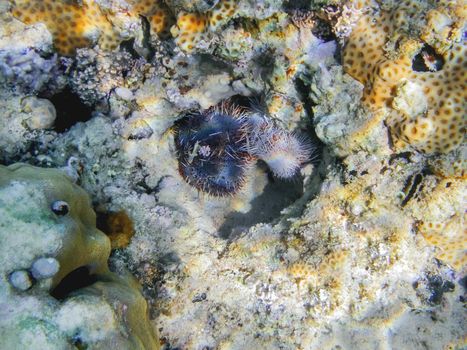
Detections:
[174, 105, 254, 196]
[174, 102, 313, 196]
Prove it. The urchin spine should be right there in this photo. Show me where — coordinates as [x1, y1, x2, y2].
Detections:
[247, 115, 312, 178]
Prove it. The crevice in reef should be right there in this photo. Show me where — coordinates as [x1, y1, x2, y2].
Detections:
[48, 88, 93, 132]
[50, 266, 97, 300]
[412, 44, 444, 72]
[401, 168, 432, 207]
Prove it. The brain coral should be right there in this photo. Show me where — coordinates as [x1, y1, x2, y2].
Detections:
[343, 0, 466, 154]
[0, 163, 110, 287]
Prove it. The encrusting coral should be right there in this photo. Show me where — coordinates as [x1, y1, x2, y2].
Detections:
[0, 163, 159, 350]
[413, 177, 466, 271]
[129, 0, 175, 38]
[170, 0, 237, 53]
[10, 0, 238, 55]
[10, 0, 175, 56]
[171, 11, 209, 53]
[343, 0, 466, 154]
[11, 0, 121, 55]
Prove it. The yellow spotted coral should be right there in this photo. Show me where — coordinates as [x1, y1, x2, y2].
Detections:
[208, 0, 236, 30]
[343, 1, 466, 154]
[11, 0, 175, 55]
[414, 178, 466, 272]
[420, 216, 466, 272]
[11, 0, 120, 56]
[129, 0, 174, 38]
[170, 0, 237, 53]
[288, 250, 349, 283]
[171, 11, 209, 52]
[11, 0, 237, 55]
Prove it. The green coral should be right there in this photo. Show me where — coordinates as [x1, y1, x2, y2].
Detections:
[0, 164, 159, 350]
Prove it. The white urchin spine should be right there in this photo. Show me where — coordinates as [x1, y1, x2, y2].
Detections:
[247, 116, 312, 178]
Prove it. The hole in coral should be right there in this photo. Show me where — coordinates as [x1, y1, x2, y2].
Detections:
[71, 336, 88, 350]
[459, 275, 467, 292]
[50, 266, 98, 300]
[96, 210, 135, 249]
[401, 172, 423, 207]
[412, 45, 444, 72]
[49, 88, 93, 132]
[401, 168, 432, 207]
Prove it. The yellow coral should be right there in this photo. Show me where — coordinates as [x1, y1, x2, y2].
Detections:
[420, 216, 466, 271]
[11, 0, 120, 56]
[97, 210, 135, 249]
[343, 1, 466, 154]
[12, 0, 237, 55]
[130, 0, 174, 37]
[171, 11, 208, 52]
[414, 178, 466, 271]
[288, 250, 349, 282]
[170, 0, 237, 53]
[11, 0, 175, 55]
[208, 0, 236, 30]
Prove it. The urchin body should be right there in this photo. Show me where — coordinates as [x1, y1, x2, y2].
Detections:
[174, 103, 313, 196]
[175, 109, 253, 196]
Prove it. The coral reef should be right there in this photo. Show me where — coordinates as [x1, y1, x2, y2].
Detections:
[0, 163, 159, 349]
[0, 0, 465, 349]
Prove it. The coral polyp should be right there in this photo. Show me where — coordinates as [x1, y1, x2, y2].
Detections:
[174, 102, 312, 196]
[174, 106, 253, 196]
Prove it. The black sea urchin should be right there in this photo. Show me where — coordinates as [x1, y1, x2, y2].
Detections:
[174, 102, 313, 196]
[174, 106, 254, 196]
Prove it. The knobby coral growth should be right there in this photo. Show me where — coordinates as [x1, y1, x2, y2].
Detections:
[174, 101, 312, 196]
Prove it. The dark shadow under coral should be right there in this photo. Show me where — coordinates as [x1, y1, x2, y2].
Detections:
[49, 88, 93, 132]
[50, 266, 97, 300]
[218, 163, 304, 239]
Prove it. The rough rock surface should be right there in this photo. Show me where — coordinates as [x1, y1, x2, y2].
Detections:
[0, 0, 465, 349]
